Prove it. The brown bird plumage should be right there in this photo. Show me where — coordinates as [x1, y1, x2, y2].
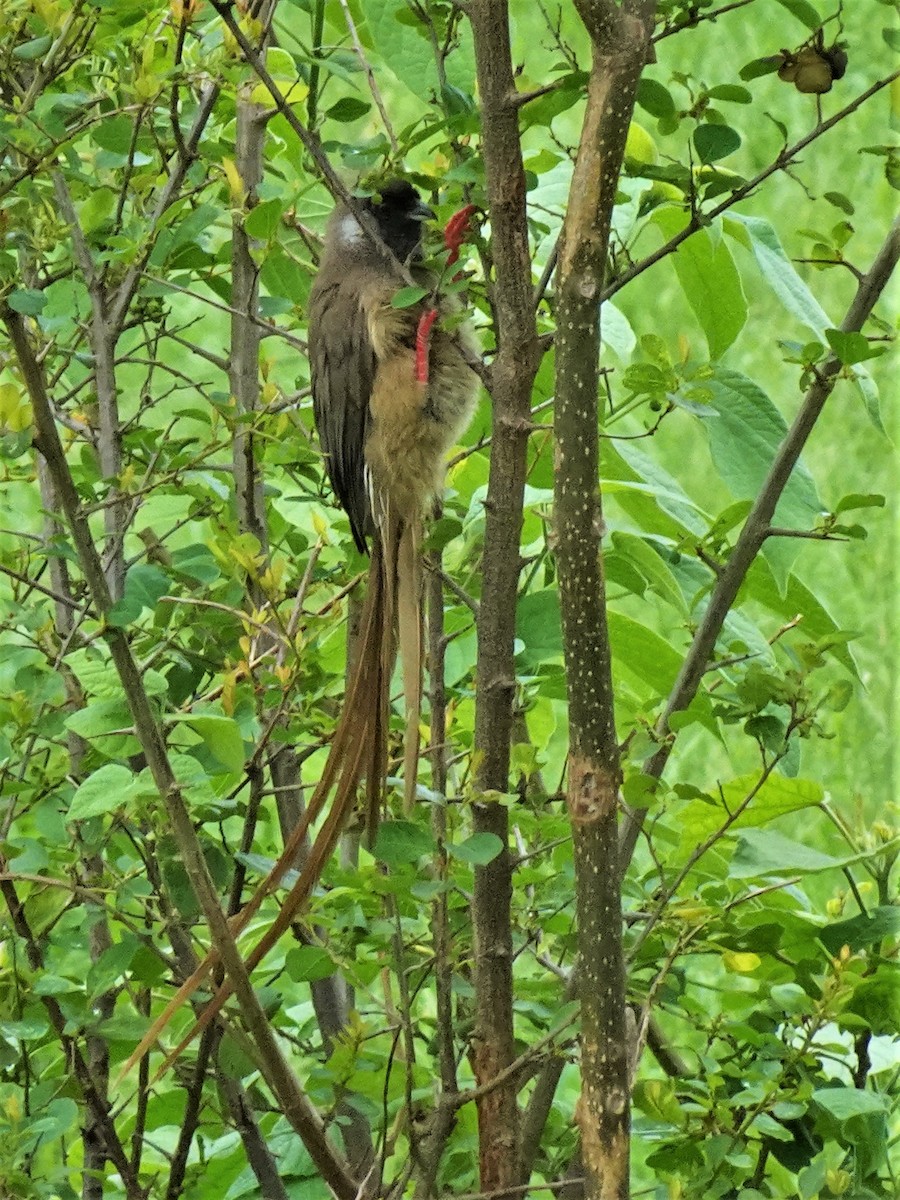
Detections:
[309, 179, 477, 823]
[116, 182, 478, 1081]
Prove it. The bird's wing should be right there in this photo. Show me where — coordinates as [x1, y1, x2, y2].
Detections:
[308, 273, 379, 553]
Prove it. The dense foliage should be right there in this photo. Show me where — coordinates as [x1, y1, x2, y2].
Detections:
[0, 1, 896, 1198]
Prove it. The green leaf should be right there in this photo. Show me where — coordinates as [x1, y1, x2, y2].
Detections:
[636, 79, 676, 119]
[706, 85, 752, 104]
[92, 114, 136, 154]
[366, 0, 476, 99]
[65, 698, 140, 757]
[7, 289, 46, 315]
[610, 532, 687, 614]
[608, 610, 685, 698]
[744, 558, 859, 676]
[773, 0, 822, 29]
[234, 852, 300, 890]
[108, 564, 170, 627]
[448, 833, 503, 865]
[819, 906, 900, 955]
[701, 370, 822, 590]
[244, 197, 285, 241]
[654, 211, 747, 358]
[729, 215, 831, 336]
[633, 1079, 684, 1126]
[390, 286, 429, 309]
[285, 946, 338, 982]
[739, 57, 781, 81]
[260, 247, 310, 304]
[834, 492, 884, 515]
[169, 713, 245, 772]
[12, 35, 52, 60]
[850, 368, 885, 435]
[516, 589, 563, 666]
[326, 97, 371, 123]
[67, 764, 136, 820]
[823, 191, 854, 215]
[824, 329, 879, 366]
[693, 124, 741, 164]
[374, 821, 435, 866]
[677, 774, 823, 846]
[730, 829, 849, 877]
[20, 1098, 78, 1150]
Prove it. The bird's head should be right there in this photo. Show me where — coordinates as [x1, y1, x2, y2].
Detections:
[331, 179, 435, 264]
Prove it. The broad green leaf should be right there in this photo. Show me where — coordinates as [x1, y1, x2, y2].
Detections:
[234, 852, 301, 890]
[609, 532, 687, 614]
[7, 290, 46, 315]
[603, 441, 709, 537]
[677, 773, 823, 846]
[169, 713, 245, 772]
[244, 197, 285, 241]
[730, 829, 856, 877]
[260, 247, 310, 304]
[693, 124, 741, 164]
[636, 79, 676, 119]
[391, 286, 429, 309]
[744, 558, 859, 677]
[655, 210, 747, 358]
[374, 821, 435, 866]
[448, 833, 504, 865]
[108, 564, 170, 627]
[820, 907, 900, 955]
[609, 610, 683, 697]
[285, 946, 338, 982]
[19, 1098, 78, 1151]
[706, 85, 752, 104]
[516, 589, 563, 665]
[774, 0, 822, 29]
[599, 301, 636, 360]
[700, 370, 822, 590]
[850, 369, 885, 435]
[740, 56, 781, 81]
[365, 0, 475, 98]
[86, 935, 140, 997]
[845, 969, 900, 1037]
[68, 764, 136, 820]
[65, 698, 140, 757]
[633, 1079, 684, 1127]
[326, 97, 371, 123]
[13, 36, 52, 61]
[825, 329, 880, 366]
[728, 215, 831, 336]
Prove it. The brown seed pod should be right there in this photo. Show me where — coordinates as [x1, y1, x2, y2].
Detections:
[793, 46, 835, 94]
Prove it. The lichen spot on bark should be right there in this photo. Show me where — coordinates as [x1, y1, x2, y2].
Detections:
[567, 755, 617, 825]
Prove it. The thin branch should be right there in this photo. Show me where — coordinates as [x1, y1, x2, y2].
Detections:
[337, 0, 399, 154]
[603, 71, 900, 305]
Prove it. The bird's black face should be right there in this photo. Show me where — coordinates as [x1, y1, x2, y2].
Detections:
[365, 180, 435, 263]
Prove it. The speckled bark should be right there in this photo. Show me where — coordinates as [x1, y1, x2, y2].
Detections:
[468, 1, 542, 1190]
[554, 4, 656, 1198]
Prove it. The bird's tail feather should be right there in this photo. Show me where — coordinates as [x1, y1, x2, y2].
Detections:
[397, 520, 422, 815]
[114, 540, 396, 1084]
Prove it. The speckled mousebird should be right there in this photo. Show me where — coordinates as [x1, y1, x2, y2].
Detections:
[308, 179, 478, 825]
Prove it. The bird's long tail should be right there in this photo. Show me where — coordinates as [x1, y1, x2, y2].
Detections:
[118, 519, 423, 1081]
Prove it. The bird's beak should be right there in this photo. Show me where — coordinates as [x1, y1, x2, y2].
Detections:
[412, 199, 436, 222]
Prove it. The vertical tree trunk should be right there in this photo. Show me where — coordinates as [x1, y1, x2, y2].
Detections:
[468, 0, 542, 1188]
[554, 4, 656, 1196]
